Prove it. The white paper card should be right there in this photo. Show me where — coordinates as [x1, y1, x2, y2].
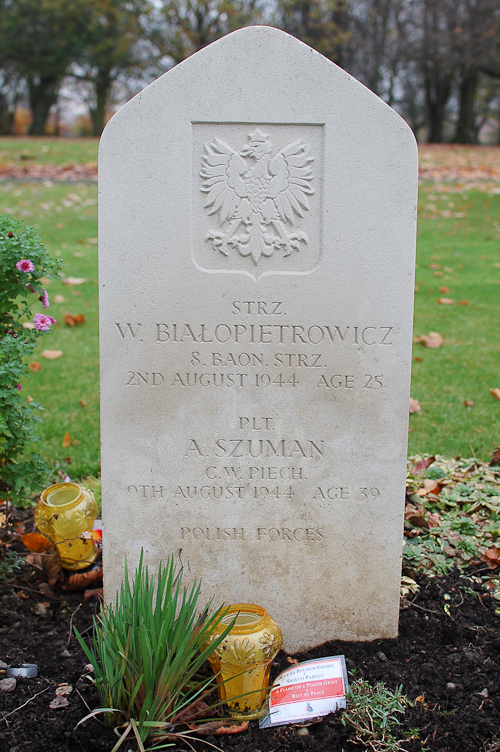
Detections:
[259, 655, 348, 727]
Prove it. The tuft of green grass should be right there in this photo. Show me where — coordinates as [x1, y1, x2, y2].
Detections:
[341, 677, 414, 751]
[75, 552, 235, 751]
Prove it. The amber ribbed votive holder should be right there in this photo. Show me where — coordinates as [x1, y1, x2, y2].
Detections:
[202, 603, 283, 719]
[34, 482, 99, 570]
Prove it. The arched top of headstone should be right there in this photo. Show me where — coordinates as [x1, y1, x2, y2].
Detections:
[101, 25, 416, 156]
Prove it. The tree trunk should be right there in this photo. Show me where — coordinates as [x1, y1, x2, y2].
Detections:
[27, 76, 60, 136]
[90, 68, 113, 136]
[424, 75, 452, 143]
[453, 69, 478, 144]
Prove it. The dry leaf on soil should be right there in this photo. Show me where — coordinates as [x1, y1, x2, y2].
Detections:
[28, 361, 42, 371]
[490, 389, 500, 400]
[187, 720, 250, 736]
[416, 479, 441, 496]
[409, 397, 421, 413]
[22, 532, 52, 553]
[62, 432, 71, 448]
[41, 350, 63, 360]
[415, 331, 444, 348]
[42, 554, 64, 589]
[61, 565, 103, 591]
[49, 696, 69, 709]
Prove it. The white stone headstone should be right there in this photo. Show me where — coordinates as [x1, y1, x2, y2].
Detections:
[99, 26, 417, 653]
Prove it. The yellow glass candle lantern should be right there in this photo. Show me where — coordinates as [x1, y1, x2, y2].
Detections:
[34, 482, 99, 570]
[203, 603, 283, 720]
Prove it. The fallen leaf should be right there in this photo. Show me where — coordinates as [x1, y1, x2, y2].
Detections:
[406, 511, 431, 529]
[80, 399, 86, 408]
[416, 331, 444, 349]
[28, 361, 42, 371]
[433, 270, 445, 277]
[484, 547, 500, 561]
[464, 399, 475, 407]
[439, 286, 450, 293]
[63, 314, 85, 326]
[22, 532, 52, 553]
[195, 721, 250, 736]
[494, 262, 500, 268]
[437, 297, 454, 305]
[409, 397, 421, 413]
[489, 447, 500, 466]
[56, 684, 73, 696]
[33, 602, 50, 618]
[42, 554, 64, 589]
[427, 513, 441, 528]
[61, 565, 102, 591]
[286, 656, 299, 665]
[490, 388, 500, 400]
[86, 238, 98, 244]
[22, 321, 35, 330]
[416, 479, 441, 496]
[62, 432, 71, 448]
[458, 300, 470, 305]
[25, 553, 43, 568]
[83, 587, 103, 602]
[63, 277, 88, 286]
[49, 696, 69, 709]
[411, 455, 436, 475]
[41, 350, 63, 360]
[54, 294, 65, 303]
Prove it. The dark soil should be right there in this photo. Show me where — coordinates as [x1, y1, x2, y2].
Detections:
[1, 562, 500, 752]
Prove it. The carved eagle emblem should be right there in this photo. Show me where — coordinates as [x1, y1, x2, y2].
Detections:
[200, 129, 315, 265]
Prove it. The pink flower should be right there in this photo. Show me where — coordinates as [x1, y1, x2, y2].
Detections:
[16, 383, 22, 390]
[16, 259, 34, 273]
[41, 288, 49, 308]
[48, 316, 57, 324]
[33, 313, 54, 331]
[8, 232, 14, 238]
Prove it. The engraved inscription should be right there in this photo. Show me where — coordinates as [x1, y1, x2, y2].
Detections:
[200, 130, 314, 265]
[179, 527, 326, 542]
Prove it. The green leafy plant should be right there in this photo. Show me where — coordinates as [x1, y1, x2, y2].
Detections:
[75, 553, 236, 751]
[0, 215, 62, 507]
[341, 677, 413, 751]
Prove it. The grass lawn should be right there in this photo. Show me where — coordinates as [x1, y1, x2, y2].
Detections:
[0, 139, 499, 483]
[0, 137, 98, 167]
[0, 179, 100, 480]
[411, 185, 500, 459]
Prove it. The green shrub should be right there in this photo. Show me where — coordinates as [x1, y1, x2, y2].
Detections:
[0, 215, 62, 507]
[75, 553, 235, 750]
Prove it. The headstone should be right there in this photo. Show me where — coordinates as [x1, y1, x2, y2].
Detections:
[99, 26, 417, 653]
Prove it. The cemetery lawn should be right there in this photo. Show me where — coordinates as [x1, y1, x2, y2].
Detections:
[1, 143, 500, 478]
